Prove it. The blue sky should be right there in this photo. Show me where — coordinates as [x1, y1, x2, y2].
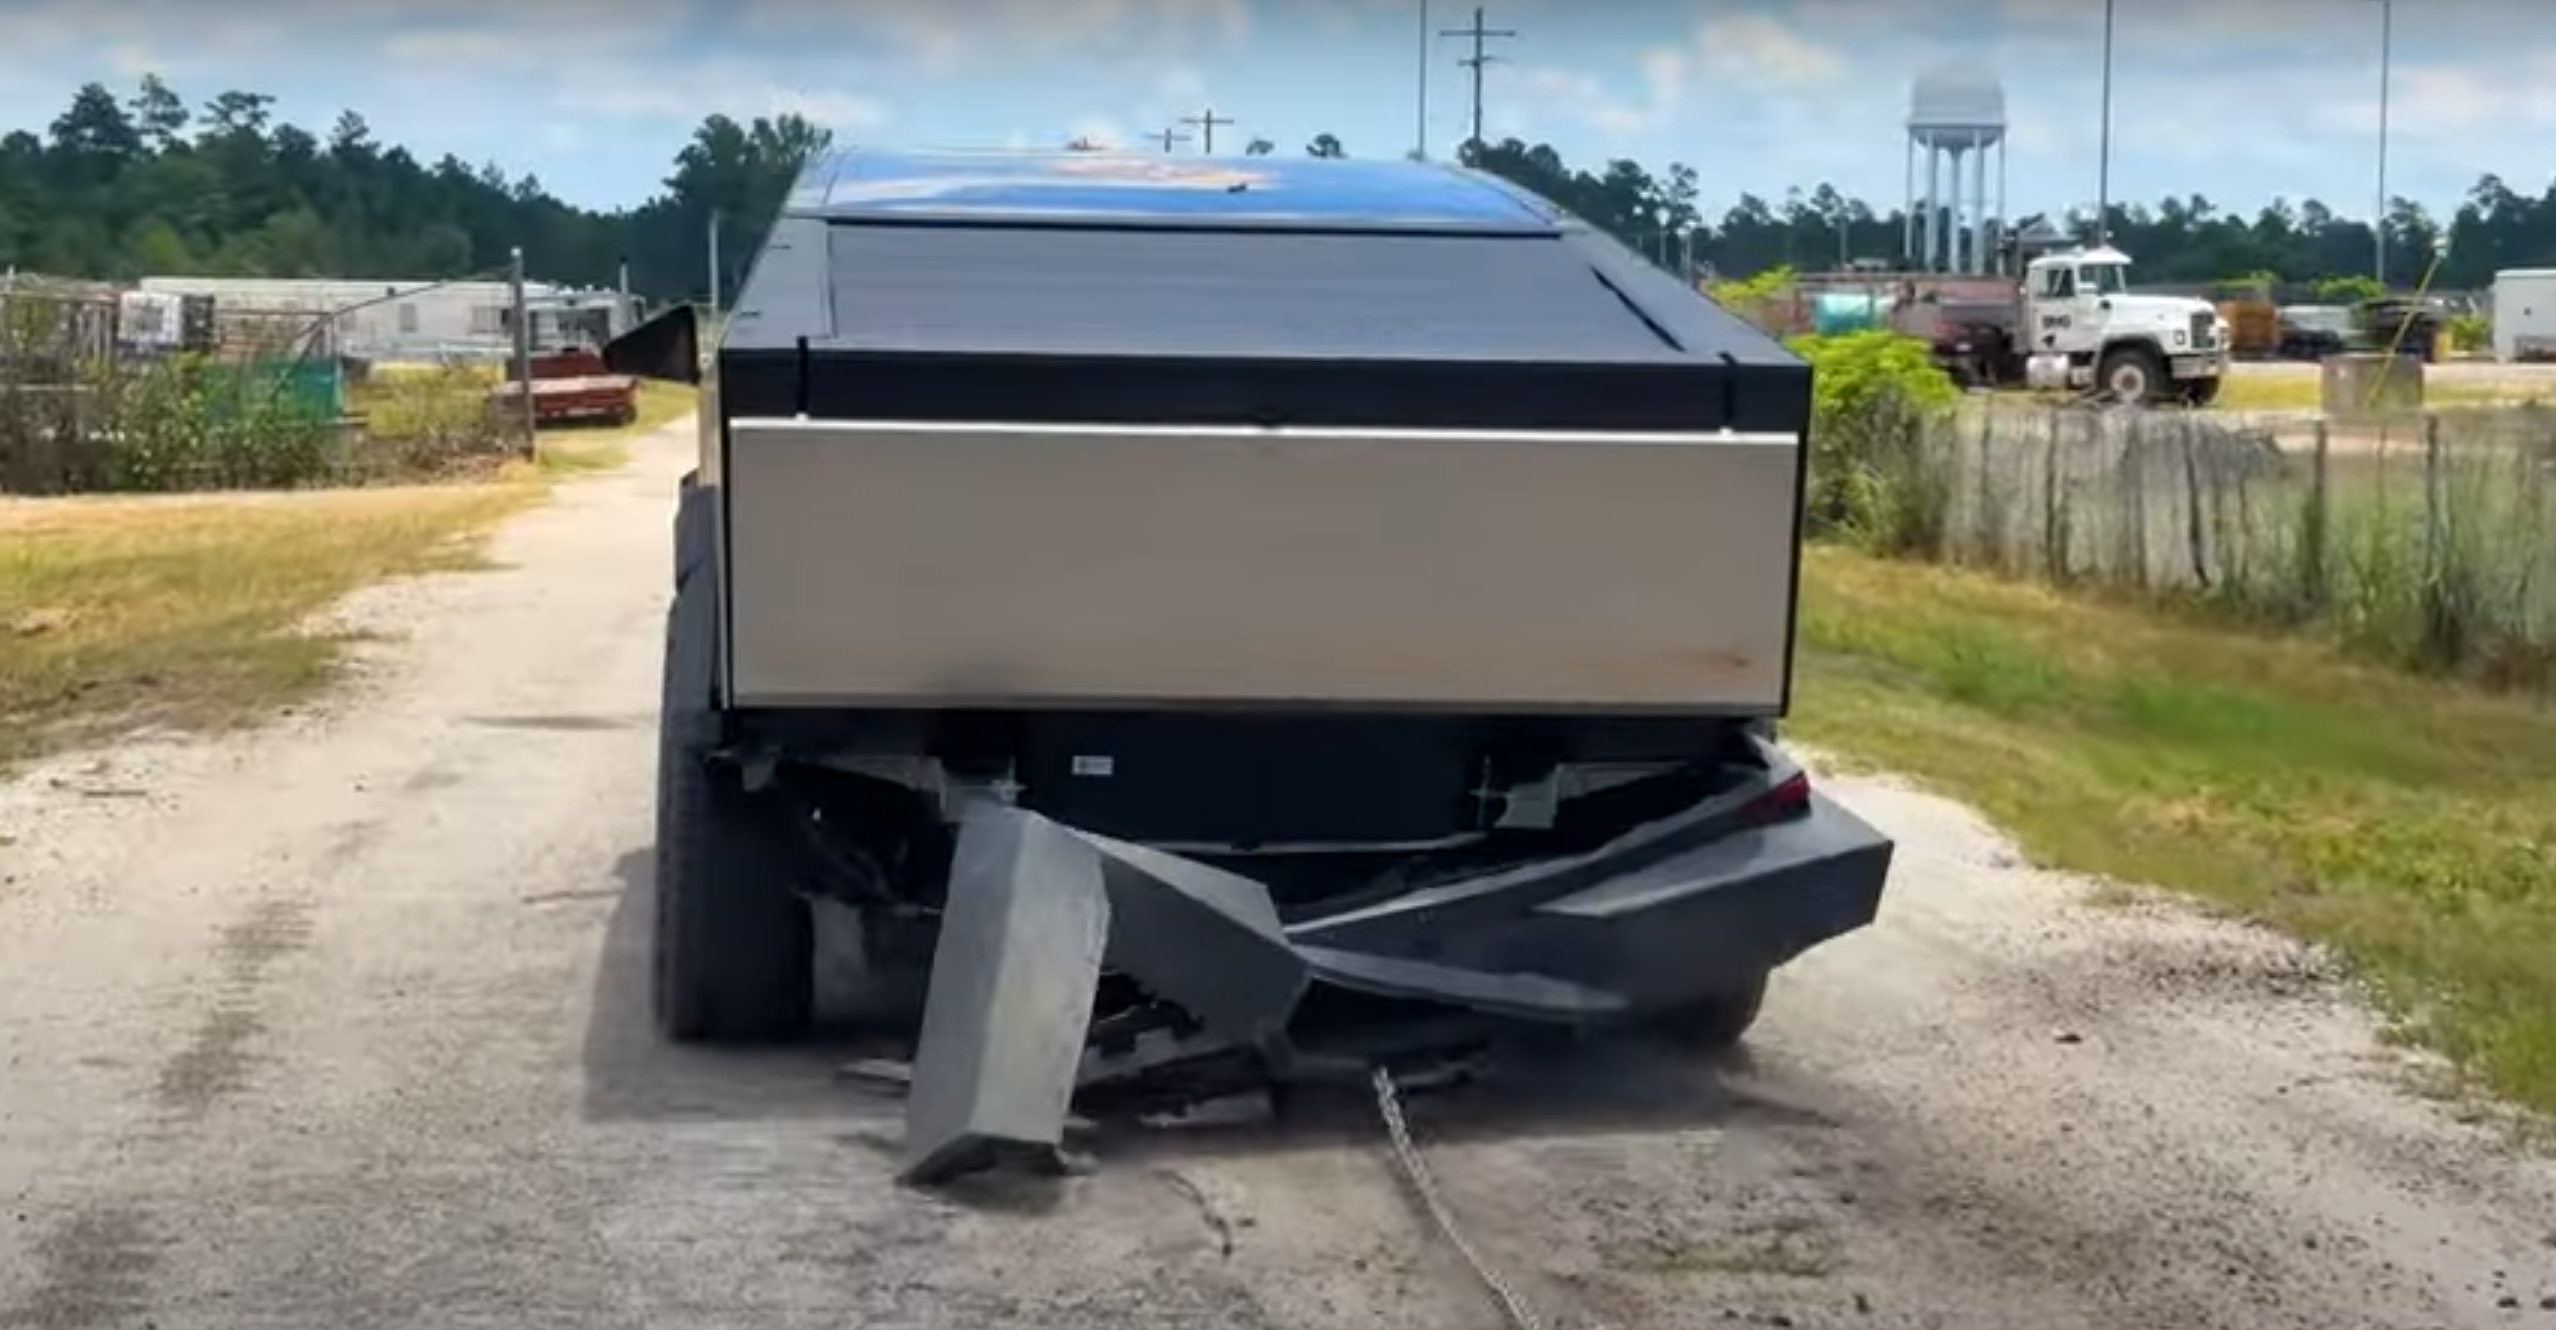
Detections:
[0, 0, 2542, 226]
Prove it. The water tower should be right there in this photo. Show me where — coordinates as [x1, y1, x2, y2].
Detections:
[1905, 63, 2008, 275]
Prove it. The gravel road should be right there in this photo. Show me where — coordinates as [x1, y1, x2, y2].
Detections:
[4, 422, 2554, 1330]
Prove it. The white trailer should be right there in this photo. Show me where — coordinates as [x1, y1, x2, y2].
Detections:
[132, 277, 636, 364]
[2490, 268, 2556, 363]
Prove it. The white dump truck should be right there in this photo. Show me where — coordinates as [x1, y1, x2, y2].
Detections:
[1888, 245, 2231, 404]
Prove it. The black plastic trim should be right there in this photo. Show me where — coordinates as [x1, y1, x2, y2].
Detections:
[717, 347, 1807, 434]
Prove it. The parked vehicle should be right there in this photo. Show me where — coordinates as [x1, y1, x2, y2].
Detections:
[1885, 246, 2230, 404]
[604, 148, 1897, 1184]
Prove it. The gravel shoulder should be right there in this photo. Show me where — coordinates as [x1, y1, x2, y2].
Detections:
[2, 421, 2552, 1330]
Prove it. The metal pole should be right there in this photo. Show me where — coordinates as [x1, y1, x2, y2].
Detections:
[2375, 0, 2392, 287]
[508, 246, 535, 456]
[2096, 0, 2115, 246]
[1902, 136, 1915, 265]
[1415, 0, 1430, 159]
[1996, 138, 2010, 275]
[706, 211, 723, 312]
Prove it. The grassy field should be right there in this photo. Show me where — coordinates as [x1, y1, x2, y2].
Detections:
[0, 386, 697, 771]
[2210, 367, 2551, 414]
[1791, 546, 2556, 1117]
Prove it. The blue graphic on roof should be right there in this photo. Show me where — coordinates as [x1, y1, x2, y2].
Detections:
[793, 149, 1560, 229]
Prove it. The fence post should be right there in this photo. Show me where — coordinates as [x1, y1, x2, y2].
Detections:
[2042, 411, 2066, 581]
[2181, 416, 2210, 592]
[509, 247, 535, 460]
[2302, 418, 2331, 613]
[2126, 415, 2151, 591]
[2422, 411, 2445, 578]
[1971, 403, 1994, 567]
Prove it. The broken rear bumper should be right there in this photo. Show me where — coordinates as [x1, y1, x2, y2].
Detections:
[896, 777, 1894, 1185]
[1288, 790, 1893, 1020]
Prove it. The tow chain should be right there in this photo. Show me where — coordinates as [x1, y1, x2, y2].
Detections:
[1370, 1066, 1549, 1330]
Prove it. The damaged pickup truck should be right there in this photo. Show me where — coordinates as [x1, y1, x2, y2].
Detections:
[602, 148, 1895, 1185]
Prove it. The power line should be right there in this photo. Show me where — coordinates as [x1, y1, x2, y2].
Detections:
[1438, 5, 1517, 151]
[1150, 126, 1192, 154]
[1180, 106, 1235, 155]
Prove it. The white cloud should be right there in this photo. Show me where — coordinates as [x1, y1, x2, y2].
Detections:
[1691, 14, 1843, 86]
[733, 0, 1252, 76]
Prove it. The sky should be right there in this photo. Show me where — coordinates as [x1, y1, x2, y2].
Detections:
[0, 0, 2544, 226]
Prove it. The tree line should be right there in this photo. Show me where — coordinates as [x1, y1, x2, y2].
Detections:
[0, 77, 822, 303]
[2, 76, 2550, 298]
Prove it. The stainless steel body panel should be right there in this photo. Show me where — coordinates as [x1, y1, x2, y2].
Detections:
[720, 418, 1802, 714]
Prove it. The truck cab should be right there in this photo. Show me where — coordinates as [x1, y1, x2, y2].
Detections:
[2021, 246, 2229, 404]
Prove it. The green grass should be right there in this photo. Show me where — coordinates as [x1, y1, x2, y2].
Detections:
[1791, 545, 2556, 1115]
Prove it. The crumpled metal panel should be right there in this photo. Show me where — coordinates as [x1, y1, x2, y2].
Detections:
[900, 808, 1313, 1185]
[900, 805, 1111, 1186]
[1080, 830, 1307, 1044]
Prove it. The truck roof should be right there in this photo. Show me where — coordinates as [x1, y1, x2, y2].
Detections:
[783, 148, 1564, 233]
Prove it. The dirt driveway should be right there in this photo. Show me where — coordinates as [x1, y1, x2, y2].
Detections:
[3, 423, 2553, 1330]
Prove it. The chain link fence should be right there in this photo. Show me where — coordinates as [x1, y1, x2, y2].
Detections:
[0, 281, 517, 496]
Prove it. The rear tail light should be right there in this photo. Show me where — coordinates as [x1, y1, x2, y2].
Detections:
[1738, 771, 1811, 826]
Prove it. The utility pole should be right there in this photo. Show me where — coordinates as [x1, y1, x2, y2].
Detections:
[2095, 0, 2115, 247]
[1439, 5, 1517, 150]
[1414, 0, 1431, 159]
[1180, 106, 1234, 155]
[706, 210, 723, 313]
[2374, 0, 2393, 287]
[1150, 126, 1191, 154]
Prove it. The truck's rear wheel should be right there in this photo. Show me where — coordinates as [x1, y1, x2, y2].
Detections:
[653, 652, 813, 1044]
[2097, 345, 2165, 404]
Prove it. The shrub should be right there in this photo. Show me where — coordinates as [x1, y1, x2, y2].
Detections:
[101, 354, 338, 491]
[1785, 329, 1958, 550]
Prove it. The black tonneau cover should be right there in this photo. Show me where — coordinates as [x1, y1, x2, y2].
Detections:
[717, 152, 1808, 435]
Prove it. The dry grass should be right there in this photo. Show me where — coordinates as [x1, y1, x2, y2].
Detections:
[2209, 364, 2555, 414]
[1791, 545, 2556, 1115]
[0, 384, 696, 771]
[0, 383, 699, 770]
[533, 381, 697, 474]
[0, 485, 542, 767]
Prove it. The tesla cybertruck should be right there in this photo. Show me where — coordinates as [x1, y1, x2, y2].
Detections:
[602, 148, 1895, 1184]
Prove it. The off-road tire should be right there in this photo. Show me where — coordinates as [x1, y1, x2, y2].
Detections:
[1658, 972, 1770, 1053]
[653, 629, 814, 1045]
[2097, 344, 2167, 405]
